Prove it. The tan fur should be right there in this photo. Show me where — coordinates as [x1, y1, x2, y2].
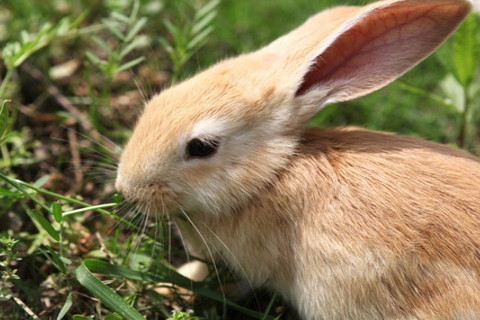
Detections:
[173, 128, 480, 319]
[116, 0, 478, 319]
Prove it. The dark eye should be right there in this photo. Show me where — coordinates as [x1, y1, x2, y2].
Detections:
[186, 138, 219, 159]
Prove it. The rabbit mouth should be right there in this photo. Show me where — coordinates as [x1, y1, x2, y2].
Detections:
[118, 183, 181, 217]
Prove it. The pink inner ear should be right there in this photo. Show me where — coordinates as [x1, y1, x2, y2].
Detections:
[295, 2, 469, 97]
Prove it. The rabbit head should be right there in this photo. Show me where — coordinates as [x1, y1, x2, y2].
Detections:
[116, 0, 471, 218]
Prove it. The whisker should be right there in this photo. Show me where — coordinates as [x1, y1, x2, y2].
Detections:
[108, 201, 140, 234]
[134, 77, 151, 105]
[158, 195, 168, 261]
[65, 126, 122, 154]
[83, 171, 117, 180]
[138, 202, 150, 243]
[80, 163, 117, 172]
[127, 204, 145, 258]
[203, 224, 261, 310]
[179, 209, 227, 314]
[80, 153, 118, 165]
[170, 218, 194, 294]
[52, 133, 119, 164]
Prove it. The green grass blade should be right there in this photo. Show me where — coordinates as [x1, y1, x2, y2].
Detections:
[397, 81, 456, 111]
[75, 261, 146, 320]
[191, 11, 216, 36]
[0, 100, 15, 142]
[261, 292, 277, 320]
[28, 209, 60, 241]
[52, 201, 63, 223]
[85, 51, 104, 65]
[62, 203, 117, 217]
[103, 20, 125, 41]
[56, 292, 73, 320]
[33, 175, 50, 188]
[82, 259, 274, 320]
[451, 13, 480, 87]
[91, 35, 115, 55]
[194, 0, 220, 21]
[111, 12, 130, 24]
[117, 57, 145, 73]
[120, 38, 143, 58]
[0, 187, 22, 198]
[187, 26, 213, 50]
[125, 17, 147, 43]
[40, 247, 67, 273]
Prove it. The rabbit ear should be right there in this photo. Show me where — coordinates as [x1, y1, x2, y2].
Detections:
[264, 0, 471, 122]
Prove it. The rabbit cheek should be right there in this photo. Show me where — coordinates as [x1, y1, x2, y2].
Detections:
[175, 164, 222, 213]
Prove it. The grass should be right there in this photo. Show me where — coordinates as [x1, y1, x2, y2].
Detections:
[0, 0, 479, 319]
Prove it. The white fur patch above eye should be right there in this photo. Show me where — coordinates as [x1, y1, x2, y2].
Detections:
[189, 117, 231, 139]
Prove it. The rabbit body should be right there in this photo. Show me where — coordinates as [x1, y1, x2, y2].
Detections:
[175, 127, 480, 319]
[116, 0, 479, 318]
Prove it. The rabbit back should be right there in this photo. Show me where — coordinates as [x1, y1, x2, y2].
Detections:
[279, 127, 480, 319]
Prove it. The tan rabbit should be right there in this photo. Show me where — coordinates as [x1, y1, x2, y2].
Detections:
[116, 0, 479, 318]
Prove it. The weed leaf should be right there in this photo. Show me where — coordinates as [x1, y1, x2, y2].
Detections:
[28, 209, 60, 241]
[75, 261, 146, 320]
[57, 292, 74, 320]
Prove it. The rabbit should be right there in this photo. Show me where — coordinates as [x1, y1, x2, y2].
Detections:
[115, 0, 480, 319]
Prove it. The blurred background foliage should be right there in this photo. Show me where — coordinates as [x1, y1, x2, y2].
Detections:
[0, 0, 479, 319]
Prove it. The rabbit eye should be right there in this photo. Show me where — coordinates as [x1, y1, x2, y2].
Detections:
[186, 138, 219, 159]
